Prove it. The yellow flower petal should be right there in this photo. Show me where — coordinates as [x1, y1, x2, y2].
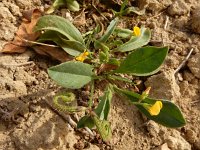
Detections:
[147, 101, 163, 116]
[133, 26, 141, 36]
[75, 50, 89, 62]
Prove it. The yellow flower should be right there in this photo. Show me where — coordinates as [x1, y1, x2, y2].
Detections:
[133, 26, 141, 36]
[144, 101, 163, 116]
[75, 50, 89, 62]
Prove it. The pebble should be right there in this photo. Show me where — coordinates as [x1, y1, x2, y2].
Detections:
[185, 129, 197, 143]
[167, 0, 190, 16]
[188, 53, 200, 79]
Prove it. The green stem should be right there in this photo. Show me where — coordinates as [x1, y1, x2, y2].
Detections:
[107, 75, 133, 83]
[88, 80, 95, 108]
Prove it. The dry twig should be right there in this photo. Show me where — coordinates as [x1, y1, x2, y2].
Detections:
[174, 48, 194, 74]
[164, 16, 169, 30]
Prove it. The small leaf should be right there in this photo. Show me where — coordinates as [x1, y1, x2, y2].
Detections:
[48, 61, 94, 89]
[34, 15, 84, 44]
[92, 116, 112, 141]
[113, 28, 132, 38]
[95, 41, 110, 63]
[98, 17, 119, 43]
[66, 0, 80, 12]
[95, 87, 113, 120]
[113, 27, 151, 52]
[114, 87, 186, 128]
[122, 7, 145, 16]
[107, 58, 120, 66]
[114, 46, 168, 76]
[77, 116, 95, 129]
[46, 0, 65, 14]
[120, 0, 128, 14]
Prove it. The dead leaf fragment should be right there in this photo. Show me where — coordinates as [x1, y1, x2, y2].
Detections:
[1, 9, 42, 53]
[33, 46, 72, 62]
[1, 9, 71, 62]
[98, 63, 118, 74]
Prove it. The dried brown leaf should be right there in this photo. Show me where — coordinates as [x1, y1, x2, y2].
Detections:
[1, 9, 41, 53]
[2, 9, 72, 62]
[33, 46, 73, 62]
[98, 63, 118, 74]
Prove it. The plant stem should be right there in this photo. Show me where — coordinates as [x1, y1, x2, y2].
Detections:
[17, 34, 59, 47]
[88, 80, 95, 108]
[107, 75, 133, 83]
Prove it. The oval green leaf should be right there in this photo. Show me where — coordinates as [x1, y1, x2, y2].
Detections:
[92, 116, 112, 141]
[38, 31, 84, 56]
[114, 46, 168, 76]
[66, 0, 80, 12]
[48, 61, 94, 89]
[95, 87, 113, 120]
[113, 27, 151, 52]
[34, 15, 84, 44]
[114, 87, 186, 128]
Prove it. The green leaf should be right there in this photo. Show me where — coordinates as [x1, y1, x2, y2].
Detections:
[114, 46, 168, 76]
[38, 31, 84, 56]
[77, 116, 95, 129]
[113, 28, 132, 38]
[98, 17, 119, 43]
[107, 58, 120, 66]
[114, 87, 186, 128]
[46, 0, 65, 14]
[93, 116, 112, 141]
[61, 38, 86, 56]
[122, 7, 145, 16]
[95, 41, 110, 63]
[34, 15, 84, 44]
[66, 0, 80, 12]
[113, 27, 151, 52]
[120, 0, 128, 14]
[48, 61, 94, 89]
[95, 87, 113, 120]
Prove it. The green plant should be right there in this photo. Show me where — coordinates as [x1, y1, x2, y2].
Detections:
[34, 14, 186, 141]
[47, 0, 80, 14]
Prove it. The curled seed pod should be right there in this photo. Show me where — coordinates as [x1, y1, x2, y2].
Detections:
[53, 92, 85, 112]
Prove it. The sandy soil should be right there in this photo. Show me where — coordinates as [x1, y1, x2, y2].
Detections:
[0, 0, 200, 150]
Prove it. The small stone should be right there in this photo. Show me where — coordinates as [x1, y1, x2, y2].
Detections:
[166, 136, 191, 150]
[185, 129, 197, 144]
[146, 121, 160, 137]
[145, 70, 180, 100]
[167, 0, 190, 16]
[177, 73, 183, 81]
[160, 143, 170, 150]
[188, 53, 200, 79]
